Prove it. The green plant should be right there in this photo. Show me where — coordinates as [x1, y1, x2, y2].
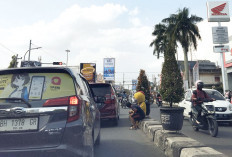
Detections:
[8, 55, 18, 68]
[162, 7, 203, 87]
[136, 69, 151, 101]
[160, 45, 184, 107]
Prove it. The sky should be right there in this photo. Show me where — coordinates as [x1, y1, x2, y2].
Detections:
[0, 0, 231, 88]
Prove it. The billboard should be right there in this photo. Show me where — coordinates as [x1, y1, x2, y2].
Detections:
[21, 61, 41, 67]
[103, 58, 115, 81]
[80, 63, 96, 83]
[207, 1, 230, 22]
[132, 79, 137, 90]
[192, 61, 199, 85]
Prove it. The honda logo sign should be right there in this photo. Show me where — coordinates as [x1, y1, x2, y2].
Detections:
[207, 1, 230, 22]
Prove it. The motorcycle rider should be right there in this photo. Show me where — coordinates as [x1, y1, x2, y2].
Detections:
[191, 80, 214, 124]
[122, 91, 128, 99]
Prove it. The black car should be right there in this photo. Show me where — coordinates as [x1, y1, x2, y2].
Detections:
[0, 67, 100, 157]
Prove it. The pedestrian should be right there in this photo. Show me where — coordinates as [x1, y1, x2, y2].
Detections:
[133, 91, 146, 115]
[126, 102, 145, 130]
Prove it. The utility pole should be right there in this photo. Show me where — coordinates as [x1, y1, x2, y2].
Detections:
[28, 40, 32, 61]
[123, 73, 125, 88]
[66, 50, 70, 66]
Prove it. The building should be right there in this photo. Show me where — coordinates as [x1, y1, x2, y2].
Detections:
[178, 60, 222, 89]
[223, 35, 232, 90]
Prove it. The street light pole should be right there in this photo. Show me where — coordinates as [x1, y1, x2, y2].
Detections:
[28, 40, 32, 61]
[24, 40, 42, 61]
[66, 50, 70, 66]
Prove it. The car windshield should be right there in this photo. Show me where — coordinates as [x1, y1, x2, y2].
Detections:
[204, 90, 225, 100]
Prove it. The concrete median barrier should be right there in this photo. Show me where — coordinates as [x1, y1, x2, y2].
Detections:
[139, 118, 228, 157]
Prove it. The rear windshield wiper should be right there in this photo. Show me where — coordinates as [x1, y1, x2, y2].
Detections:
[0, 98, 32, 108]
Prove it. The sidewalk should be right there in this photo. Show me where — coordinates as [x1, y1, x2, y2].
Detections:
[139, 117, 228, 157]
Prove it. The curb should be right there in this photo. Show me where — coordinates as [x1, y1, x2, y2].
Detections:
[139, 118, 228, 157]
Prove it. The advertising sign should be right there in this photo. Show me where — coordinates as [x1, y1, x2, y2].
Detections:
[0, 73, 75, 100]
[212, 26, 229, 44]
[103, 58, 115, 81]
[192, 61, 199, 85]
[21, 61, 41, 67]
[80, 63, 96, 83]
[207, 1, 230, 22]
[213, 45, 230, 53]
[132, 79, 137, 90]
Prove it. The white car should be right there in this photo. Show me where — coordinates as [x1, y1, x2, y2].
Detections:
[179, 88, 232, 124]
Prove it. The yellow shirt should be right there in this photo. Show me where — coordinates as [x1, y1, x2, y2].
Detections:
[139, 102, 146, 115]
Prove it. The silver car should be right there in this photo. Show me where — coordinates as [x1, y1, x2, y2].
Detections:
[0, 67, 101, 157]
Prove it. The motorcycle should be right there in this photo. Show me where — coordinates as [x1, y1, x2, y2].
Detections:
[189, 100, 218, 137]
[121, 97, 128, 108]
[156, 96, 162, 107]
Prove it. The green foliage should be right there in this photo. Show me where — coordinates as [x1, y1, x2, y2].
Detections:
[160, 45, 184, 107]
[162, 7, 203, 86]
[8, 55, 18, 68]
[136, 69, 151, 101]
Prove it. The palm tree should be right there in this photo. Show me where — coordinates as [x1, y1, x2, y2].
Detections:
[150, 23, 168, 59]
[162, 7, 203, 87]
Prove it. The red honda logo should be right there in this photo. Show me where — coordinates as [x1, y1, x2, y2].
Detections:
[211, 3, 227, 15]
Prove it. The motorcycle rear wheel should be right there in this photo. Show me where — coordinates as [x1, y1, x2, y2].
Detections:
[208, 118, 218, 137]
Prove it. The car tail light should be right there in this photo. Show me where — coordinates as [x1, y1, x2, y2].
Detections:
[67, 96, 80, 122]
[43, 96, 80, 122]
[105, 94, 111, 104]
[105, 93, 115, 104]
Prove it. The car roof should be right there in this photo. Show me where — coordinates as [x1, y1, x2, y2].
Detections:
[188, 88, 217, 92]
[0, 67, 79, 75]
[89, 83, 111, 87]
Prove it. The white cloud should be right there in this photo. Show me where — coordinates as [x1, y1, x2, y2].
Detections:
[4, 3, 229, 85]
[129, 17, 142, 26]
[129, 7, 139, 16]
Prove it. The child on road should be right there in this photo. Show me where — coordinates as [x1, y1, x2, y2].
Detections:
[126, 102, 145, 130]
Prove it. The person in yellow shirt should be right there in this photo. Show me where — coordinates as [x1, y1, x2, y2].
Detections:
[133, 91, 146, 115]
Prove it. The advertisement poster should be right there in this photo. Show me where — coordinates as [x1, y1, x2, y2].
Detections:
[193, 61, 199, 85]
[103, 58, 115, 81]
[132, 79, 137, 91]
[0, 73, 75, 100]
[80, 63, 96, 83]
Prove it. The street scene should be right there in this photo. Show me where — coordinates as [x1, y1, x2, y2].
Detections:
[0, 0, 232, 157]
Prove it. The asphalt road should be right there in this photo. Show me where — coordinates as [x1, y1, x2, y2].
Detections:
[95, 107, 166, 157]
[149, 103, 232, 157]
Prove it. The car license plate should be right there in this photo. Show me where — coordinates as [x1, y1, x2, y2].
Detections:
[0, 118, 38, 132]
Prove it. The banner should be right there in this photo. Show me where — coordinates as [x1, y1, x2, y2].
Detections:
[80, 63, 96, 83]
[132, 79, 137, 90]
[192, 61, 199, 85]
[103, 58, 115, 81]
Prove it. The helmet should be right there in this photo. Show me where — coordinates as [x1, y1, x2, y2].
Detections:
[195, 80, 204, 90]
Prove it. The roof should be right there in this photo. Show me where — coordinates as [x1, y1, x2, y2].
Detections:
[0, 66, 78, 75]
[177, 60, 220, 72]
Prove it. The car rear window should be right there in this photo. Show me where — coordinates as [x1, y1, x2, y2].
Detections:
[0, 73, 75, 100]
[90, 84, 111, 96]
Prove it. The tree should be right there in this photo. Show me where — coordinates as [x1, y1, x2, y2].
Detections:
[8, 55, 18, 68]
[162, 7, 203, 87]
[150, 23, 168, 59]
[160, 45, 184, 107]
[136, 69, 151, 101]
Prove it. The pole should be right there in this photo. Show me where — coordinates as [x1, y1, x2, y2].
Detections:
[123, 73, 125, 88]
[218, 22, 226, 94]
[28, 40, 32, 61]
[66, 50, 70, 66]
